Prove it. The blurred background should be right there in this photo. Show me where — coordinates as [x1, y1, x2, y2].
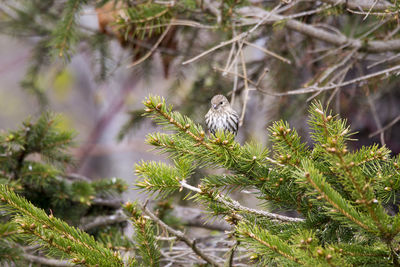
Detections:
[1, 0, 400, 203]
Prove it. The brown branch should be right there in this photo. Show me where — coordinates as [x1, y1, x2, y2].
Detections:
[243, 40, 291, 64]
[369, 115, 400, 138]
[79, 210, 127, 231]
[23, 253, 73, 267]
[320, 0, 393, 12]
[92, 198, 123, 209]
[239, 49, 249, 127]
[272, 64, 400, 96]
[141, 205, 224, 267]
[183, 4, 281, 65]
[237, 6, 400, 53]
[170, 206, 231, 231]
[127, 20, 174, 68]
[367, 94, 385, 145]
[180, 180, 304, 223]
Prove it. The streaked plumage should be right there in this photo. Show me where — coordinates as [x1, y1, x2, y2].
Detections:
[205, 95, 239, 136]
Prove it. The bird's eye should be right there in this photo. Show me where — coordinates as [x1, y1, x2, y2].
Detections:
[220, 101, 223, 105]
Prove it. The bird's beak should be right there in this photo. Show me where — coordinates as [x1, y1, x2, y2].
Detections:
[213, 104, 217, 109]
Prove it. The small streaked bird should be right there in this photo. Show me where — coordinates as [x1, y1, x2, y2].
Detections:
[205, 94, 239, 136]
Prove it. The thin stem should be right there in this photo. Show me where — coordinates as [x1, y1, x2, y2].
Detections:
[180, 180, 304, 223]
[141, 205, 224, 267]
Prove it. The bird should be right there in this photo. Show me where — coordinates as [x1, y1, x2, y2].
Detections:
[205, 94, 239, 136]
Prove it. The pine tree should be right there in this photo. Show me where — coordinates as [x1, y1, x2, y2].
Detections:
[1, 95, 400, 266]
[0, 113, 128, 265]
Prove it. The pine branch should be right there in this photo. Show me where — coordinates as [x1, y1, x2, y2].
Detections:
[143, 95, 212, 150]
[50, 0, 87, 60]
[0, 185, 124, 266]
[308, 103, 392, 238]
[237, 222, 304, 266]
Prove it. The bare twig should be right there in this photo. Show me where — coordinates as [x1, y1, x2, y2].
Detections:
[309, 43, 351, 65]
[228, 24, 238, 105]
[363, 0, 379, 20]
[273, 64, 400, 96]
[237, 6, 400, 53]
[385, 25, 400, 41]
[239, 49, 249, 127]
[182, 4, 281, 65]
[127, 20, 174, 68]
[23, 253, 73, 267]
[224, 40, 245, 74]
[79, 210, 127, 231]
[369, 115, 400, 138]
[213, 191, 304, 223]
[283, 4, 335, 20]
[314, 47, 357, 85]
[367, 94, 385, 145]
[170, 206, 231, 231]
[182, 33, 246, 65]
[180, 180, 201, 192]
[225, 240, 239, 267]
[135, 19, 216, 30]
[92, 198, 124, 209]
[309, 62, 353, 102]
[179, 180, 304, 223]
[359, 17, 390, 38]
[243, 40, 291, 64]
[141, 205, 224, 267]
[320, 0, 393, 12]
[213, 66, 268, 93]
[231, 46, 239, 105]
[326, 68, 349, 106]
[265, 156, 285, 167]
[224, 39, 237, 76]
[256, 67, 269, 86]
[367, 53, 400, 69]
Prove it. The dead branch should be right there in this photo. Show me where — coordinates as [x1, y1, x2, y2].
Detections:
[92, 198, 124, 209]
[320, 0, 393, 12]
[79, 209, 127, 231]
[23, 253, 73, 267]
[170, 205, 231, 231]
[237, 6, 400, 53]
[179, 180, 304, 223]
[273, 64, 400, 96]
[369, 115, 400, 138]
[141, 204, 224, 267]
